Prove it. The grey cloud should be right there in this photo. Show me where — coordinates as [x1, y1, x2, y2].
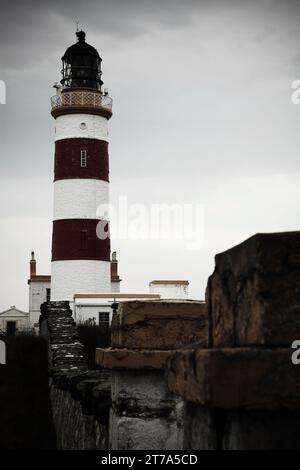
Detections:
[1, 0, 300, 310]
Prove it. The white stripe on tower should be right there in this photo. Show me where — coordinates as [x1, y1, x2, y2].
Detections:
[53, 179, 109, 221]
[55, 114, 109, 142]
[51, 260, 110, 302]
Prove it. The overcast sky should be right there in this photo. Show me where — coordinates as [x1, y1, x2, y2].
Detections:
[1, 0, 300, 311]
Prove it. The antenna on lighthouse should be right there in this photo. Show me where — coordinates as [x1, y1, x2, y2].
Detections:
[76, 20, 79, 33]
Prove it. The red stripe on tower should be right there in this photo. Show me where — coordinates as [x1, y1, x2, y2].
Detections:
[54, 138, 109, 182]
[52, 219, 110, 261]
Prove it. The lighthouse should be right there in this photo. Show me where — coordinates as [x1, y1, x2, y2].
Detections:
[50, 31, 112, 303]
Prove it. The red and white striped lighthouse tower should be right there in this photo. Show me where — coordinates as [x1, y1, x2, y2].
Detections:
[50, 30, 112, 302]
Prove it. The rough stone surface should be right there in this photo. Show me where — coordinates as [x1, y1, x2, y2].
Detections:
[167, 347, 300, 409]
[206, 232, 300, 347]
[112, 300, 208, 350]
[109, 371, 184, 450]
[183, 403, 218, 450]
[109, 411, 183, 450]
[40, 301, 112, 449]
[96, 348, 172, 370]
[51, 387, 107, 449]
[41, 232, 300, 450]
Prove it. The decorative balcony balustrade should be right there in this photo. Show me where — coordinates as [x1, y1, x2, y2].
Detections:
[51, 89, 113, 118]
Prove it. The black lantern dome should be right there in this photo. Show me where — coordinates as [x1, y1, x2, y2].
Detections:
[60, 31, 103, 90]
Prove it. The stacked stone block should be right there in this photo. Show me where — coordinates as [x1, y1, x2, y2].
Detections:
[167, 232, 300, 449]
[40, 301, 111, 449]
[97, 232, 300, 450]
[96, 300, 207, 449]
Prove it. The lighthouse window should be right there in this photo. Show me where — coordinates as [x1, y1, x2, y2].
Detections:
[80, 230, 87, 250]
[80, 150, 87, 167]
[99, 312, 110, 328]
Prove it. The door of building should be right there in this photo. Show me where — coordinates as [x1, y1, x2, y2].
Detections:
[6, 321, 16, 336]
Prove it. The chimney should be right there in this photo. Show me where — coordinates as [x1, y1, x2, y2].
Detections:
[30, 251, 36, 278]
[111, 251, 120, 282]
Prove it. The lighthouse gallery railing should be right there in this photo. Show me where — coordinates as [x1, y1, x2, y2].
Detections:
[51, 90, 113, 112]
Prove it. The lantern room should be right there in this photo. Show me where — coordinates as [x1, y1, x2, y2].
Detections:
[60, 30, 103, 90]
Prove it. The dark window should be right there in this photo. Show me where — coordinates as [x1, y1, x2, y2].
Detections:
[46, 288, 51, 302]
[99, 312, 110, 327]
[80, 230, 87, 250]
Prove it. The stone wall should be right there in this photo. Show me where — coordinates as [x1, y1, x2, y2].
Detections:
[206, 231, 300, 347]
[109, 370, 184, 450]
[42, 232, 300, 449]
[97, 232, 300, 450]
[40, 301, 111, 449]
[96, 299, 207, 449]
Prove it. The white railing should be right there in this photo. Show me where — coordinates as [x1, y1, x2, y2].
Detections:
[51, 90, 113, 112]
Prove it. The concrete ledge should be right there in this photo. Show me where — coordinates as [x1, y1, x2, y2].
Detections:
[167, 347, 300, 409]
[96, 348, 172, 370]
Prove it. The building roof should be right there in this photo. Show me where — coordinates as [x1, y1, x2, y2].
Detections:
[74, 293, 161, 300]
[149, 280, 189, 286]
[62, 31, 101, 62]
[28, 275, 51, 284]
[0, 306, 29, 317]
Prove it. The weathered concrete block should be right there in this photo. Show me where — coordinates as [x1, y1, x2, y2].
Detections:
[183, 403, 218, 450]
[112, 370, 176, 414]
[97, 301, 207, 450]
[109, 371, 184, 450]
[206, 232, 300, 346]
[111, 300, 208, 350]
[109, 411, 183, 450]
[167, 347, 300, 409]
[96, 348, 171, 370]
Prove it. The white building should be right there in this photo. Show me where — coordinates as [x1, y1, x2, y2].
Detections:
[74, 293, 161, 326]
[26, 249, 123, 325]
[28, 252, 51, 327]
[26, 249, 191, 327]
[149, 280, 189, 299]
[0, 306, 31, 335]
[73, 280, 190, 326]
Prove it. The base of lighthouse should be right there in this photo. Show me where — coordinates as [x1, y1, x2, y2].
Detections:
[51, 260, 111, 303]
